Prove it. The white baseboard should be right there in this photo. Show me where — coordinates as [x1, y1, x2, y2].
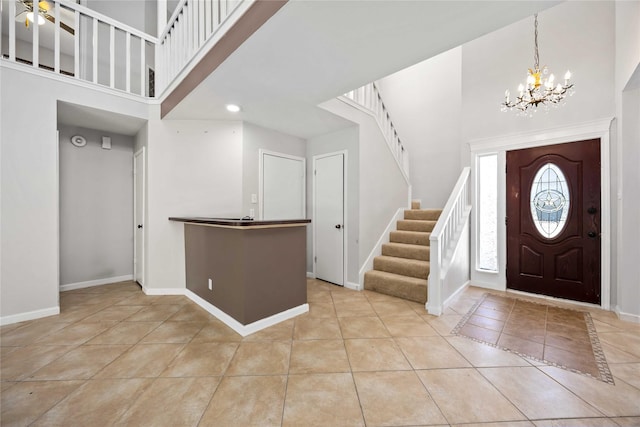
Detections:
[185, 290, 308, 337]
[306, 272, 316, 279]
[614, 305, 640, 324]
[345, 281, 362, 291]
[442, 280, 471, 309]
[60, 275, 134, 292]
[359, 208, 404, 285]
[143, 287, 186, 296]
[0, 306, 60, 326]
[427, 280, 471, 316]
[469, 280, 504, 291]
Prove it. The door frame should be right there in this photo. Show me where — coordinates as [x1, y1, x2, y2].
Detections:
[259, 149, 306, 220]
[312, 150, 348, 287]
[133, 147, 146, 287]
[469, 118, 613, 310]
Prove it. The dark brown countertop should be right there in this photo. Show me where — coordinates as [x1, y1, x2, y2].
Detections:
[169, 217, 311, 228]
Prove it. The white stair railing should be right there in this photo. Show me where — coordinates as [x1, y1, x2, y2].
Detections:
[428, 167, 471, 315]
[1, 0, 157, 97]
[341, 82, 410, 180]
[155, 0, 244, 96]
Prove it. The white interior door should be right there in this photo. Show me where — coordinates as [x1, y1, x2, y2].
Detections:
[134, 148, 145, 286]
[261, 151, 305, 220]
[314, 153, 344, 286]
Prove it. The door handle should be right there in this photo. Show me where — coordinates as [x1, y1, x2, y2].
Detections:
[587, 231, 596, 238]
[137, 224, 143, 229]
[335, 224, 342, 229]
[587, 207, 597, 214]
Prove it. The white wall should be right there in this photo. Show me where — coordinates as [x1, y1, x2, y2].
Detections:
[83, 0, 157, 35]
[144, 119, 243, 291]
[58, 125, 134, 285]
[241, 122, 306, 218]
[319, 99, 410, 269]
[617, 88, 640, 319]
[306, 126, 360, 285]
[614, 0, 640, 320]
[0, 65, 149, 322]
[376, 47, 462, 208]
[614, 1, 640, 320]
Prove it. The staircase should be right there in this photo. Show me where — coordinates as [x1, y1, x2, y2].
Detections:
[364, 201, 442, 303]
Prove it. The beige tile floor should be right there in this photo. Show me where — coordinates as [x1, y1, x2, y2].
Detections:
[1, 279, 639, 426]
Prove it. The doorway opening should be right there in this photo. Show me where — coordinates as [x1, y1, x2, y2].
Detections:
[57, 101, 147, 296]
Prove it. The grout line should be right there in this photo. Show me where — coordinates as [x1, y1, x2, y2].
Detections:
[5, 280, 636, 426]
[535, 365, 609, 418]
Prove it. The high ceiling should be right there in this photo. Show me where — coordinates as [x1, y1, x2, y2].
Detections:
[165, 0, 560, 139]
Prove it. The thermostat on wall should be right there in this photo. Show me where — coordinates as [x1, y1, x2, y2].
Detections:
[70, 135, 86, 147]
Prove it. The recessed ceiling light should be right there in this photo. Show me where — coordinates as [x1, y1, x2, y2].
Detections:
[226, 104, 241, 113]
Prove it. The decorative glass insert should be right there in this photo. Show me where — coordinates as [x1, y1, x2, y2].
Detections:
[478, 154, 498, 271]
[530, 163, 570, 238]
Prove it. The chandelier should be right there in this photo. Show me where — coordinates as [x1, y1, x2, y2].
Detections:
[502, 14, 574, 114]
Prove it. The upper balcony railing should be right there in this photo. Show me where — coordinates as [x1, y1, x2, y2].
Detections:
[0, 0, 248, 98]
[155, 0, 243, 96]
[342, 83, 410, 181]
[0, 0, 157, 97]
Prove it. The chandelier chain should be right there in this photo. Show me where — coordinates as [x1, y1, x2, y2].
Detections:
[533, 13, 539, 69]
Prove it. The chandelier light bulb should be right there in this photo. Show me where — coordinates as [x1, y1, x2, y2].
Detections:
[564, 70, 571, 84]
[526, 74, 535, 86]
[26, 12, 45, 25]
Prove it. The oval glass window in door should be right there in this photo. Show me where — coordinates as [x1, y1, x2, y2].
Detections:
[530, 163, 570, 239]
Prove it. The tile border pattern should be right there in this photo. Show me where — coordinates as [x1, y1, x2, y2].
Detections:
[452, 293, 615, 384]
[584, 312, 615, 384]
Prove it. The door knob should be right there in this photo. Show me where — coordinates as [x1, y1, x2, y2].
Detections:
[587, 231, 596, 238]
[587, 207, 597, 214]
[137, 224, 143, 229]
[335, 224, 342, 229]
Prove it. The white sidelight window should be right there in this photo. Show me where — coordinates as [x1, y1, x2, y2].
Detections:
[477, 154, 498, 272]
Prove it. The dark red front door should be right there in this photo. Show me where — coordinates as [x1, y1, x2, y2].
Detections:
[506, 139, 601, 304]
